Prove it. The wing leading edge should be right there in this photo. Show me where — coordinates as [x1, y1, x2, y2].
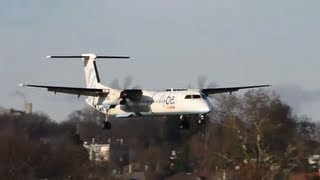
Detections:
[20, 84, 109, 97]
[201, 85, 270, 95]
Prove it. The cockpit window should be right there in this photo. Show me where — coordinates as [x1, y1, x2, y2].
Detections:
[193, 95, 201, 99]
[185, 94, 202, 99]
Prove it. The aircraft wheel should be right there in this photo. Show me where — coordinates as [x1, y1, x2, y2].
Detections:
[198, 114, 205, 124]
[198, 118, 205, 124]
[102, 121, 112, 130]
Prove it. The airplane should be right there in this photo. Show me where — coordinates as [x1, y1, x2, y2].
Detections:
[20, 53, 270, 130]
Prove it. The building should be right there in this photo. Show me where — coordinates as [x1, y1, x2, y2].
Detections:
[0, 106, 9, 115]
[24, 102, 32, 114]
[0, 102, 32, 116]
[83, 138, 129, 165]
[308, 155, 320, 172]
[110, 139, 130, 168]
[83, 139, 110, 162]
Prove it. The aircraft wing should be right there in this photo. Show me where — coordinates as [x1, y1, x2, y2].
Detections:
[20, 84, 109, 97]
[201, 85, 270, 95]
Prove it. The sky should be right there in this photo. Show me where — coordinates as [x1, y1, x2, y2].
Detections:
[0, 0, 320, 121]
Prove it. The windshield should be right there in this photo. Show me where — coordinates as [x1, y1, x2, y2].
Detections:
[185, 94, 202, 99]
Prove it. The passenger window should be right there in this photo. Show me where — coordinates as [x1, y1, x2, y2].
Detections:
[185, 95, 192, 99]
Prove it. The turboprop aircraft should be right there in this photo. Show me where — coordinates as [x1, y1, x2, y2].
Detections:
[20, 54, 270, 129]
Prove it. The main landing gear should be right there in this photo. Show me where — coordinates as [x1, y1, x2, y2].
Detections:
[198, 114, 205, 124]
[101, 110, 112, 130]
[102, 121, 112, 130]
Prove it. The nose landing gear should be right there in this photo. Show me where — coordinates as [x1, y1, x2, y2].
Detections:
[198, 114, 205, 124]
[179, 114, 206, 130]
[179, 115, 190, 129]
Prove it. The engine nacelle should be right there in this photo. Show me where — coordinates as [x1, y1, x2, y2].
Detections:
[120, 89, 143, 101]
[103, 90, 121, 105]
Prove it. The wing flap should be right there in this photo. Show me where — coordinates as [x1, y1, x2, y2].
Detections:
[201, 85, 270, 95]
[116, 113, 134, 118]
[20, 84, 109, 97]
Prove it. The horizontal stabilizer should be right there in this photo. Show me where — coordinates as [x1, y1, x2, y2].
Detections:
[46, 55, 129, 59]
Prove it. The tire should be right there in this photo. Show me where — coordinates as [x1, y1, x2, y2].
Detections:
[102, 121, 112, 130]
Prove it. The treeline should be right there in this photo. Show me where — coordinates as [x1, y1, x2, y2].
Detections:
[0, 112, 111, 179]
[0, 89, 319, 179]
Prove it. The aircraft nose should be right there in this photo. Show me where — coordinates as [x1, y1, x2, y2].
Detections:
[208, 102, 213, 112]
[200, 101, 212, 113]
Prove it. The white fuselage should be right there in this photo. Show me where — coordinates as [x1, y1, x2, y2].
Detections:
[86, 89, 212, 118]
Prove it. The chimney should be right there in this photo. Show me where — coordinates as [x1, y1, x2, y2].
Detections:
[24, 102, 32, 114]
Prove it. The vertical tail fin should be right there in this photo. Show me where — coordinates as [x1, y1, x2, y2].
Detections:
[82, 54, 100, 88]
[46, 53, 129, 88]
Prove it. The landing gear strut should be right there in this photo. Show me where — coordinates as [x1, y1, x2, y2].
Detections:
[179, 115, 190, 129]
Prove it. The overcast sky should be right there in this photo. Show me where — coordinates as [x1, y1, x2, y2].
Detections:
[1, 0, 320, 121]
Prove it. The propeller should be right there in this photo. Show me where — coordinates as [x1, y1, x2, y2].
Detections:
[110, 75, 140, 89]
[187, 75, 217, 89]
[109, 76, 141, 105]
[197, 75, 217, 89]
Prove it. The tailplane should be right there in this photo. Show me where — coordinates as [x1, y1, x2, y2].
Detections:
[46, 53, 129, 88]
